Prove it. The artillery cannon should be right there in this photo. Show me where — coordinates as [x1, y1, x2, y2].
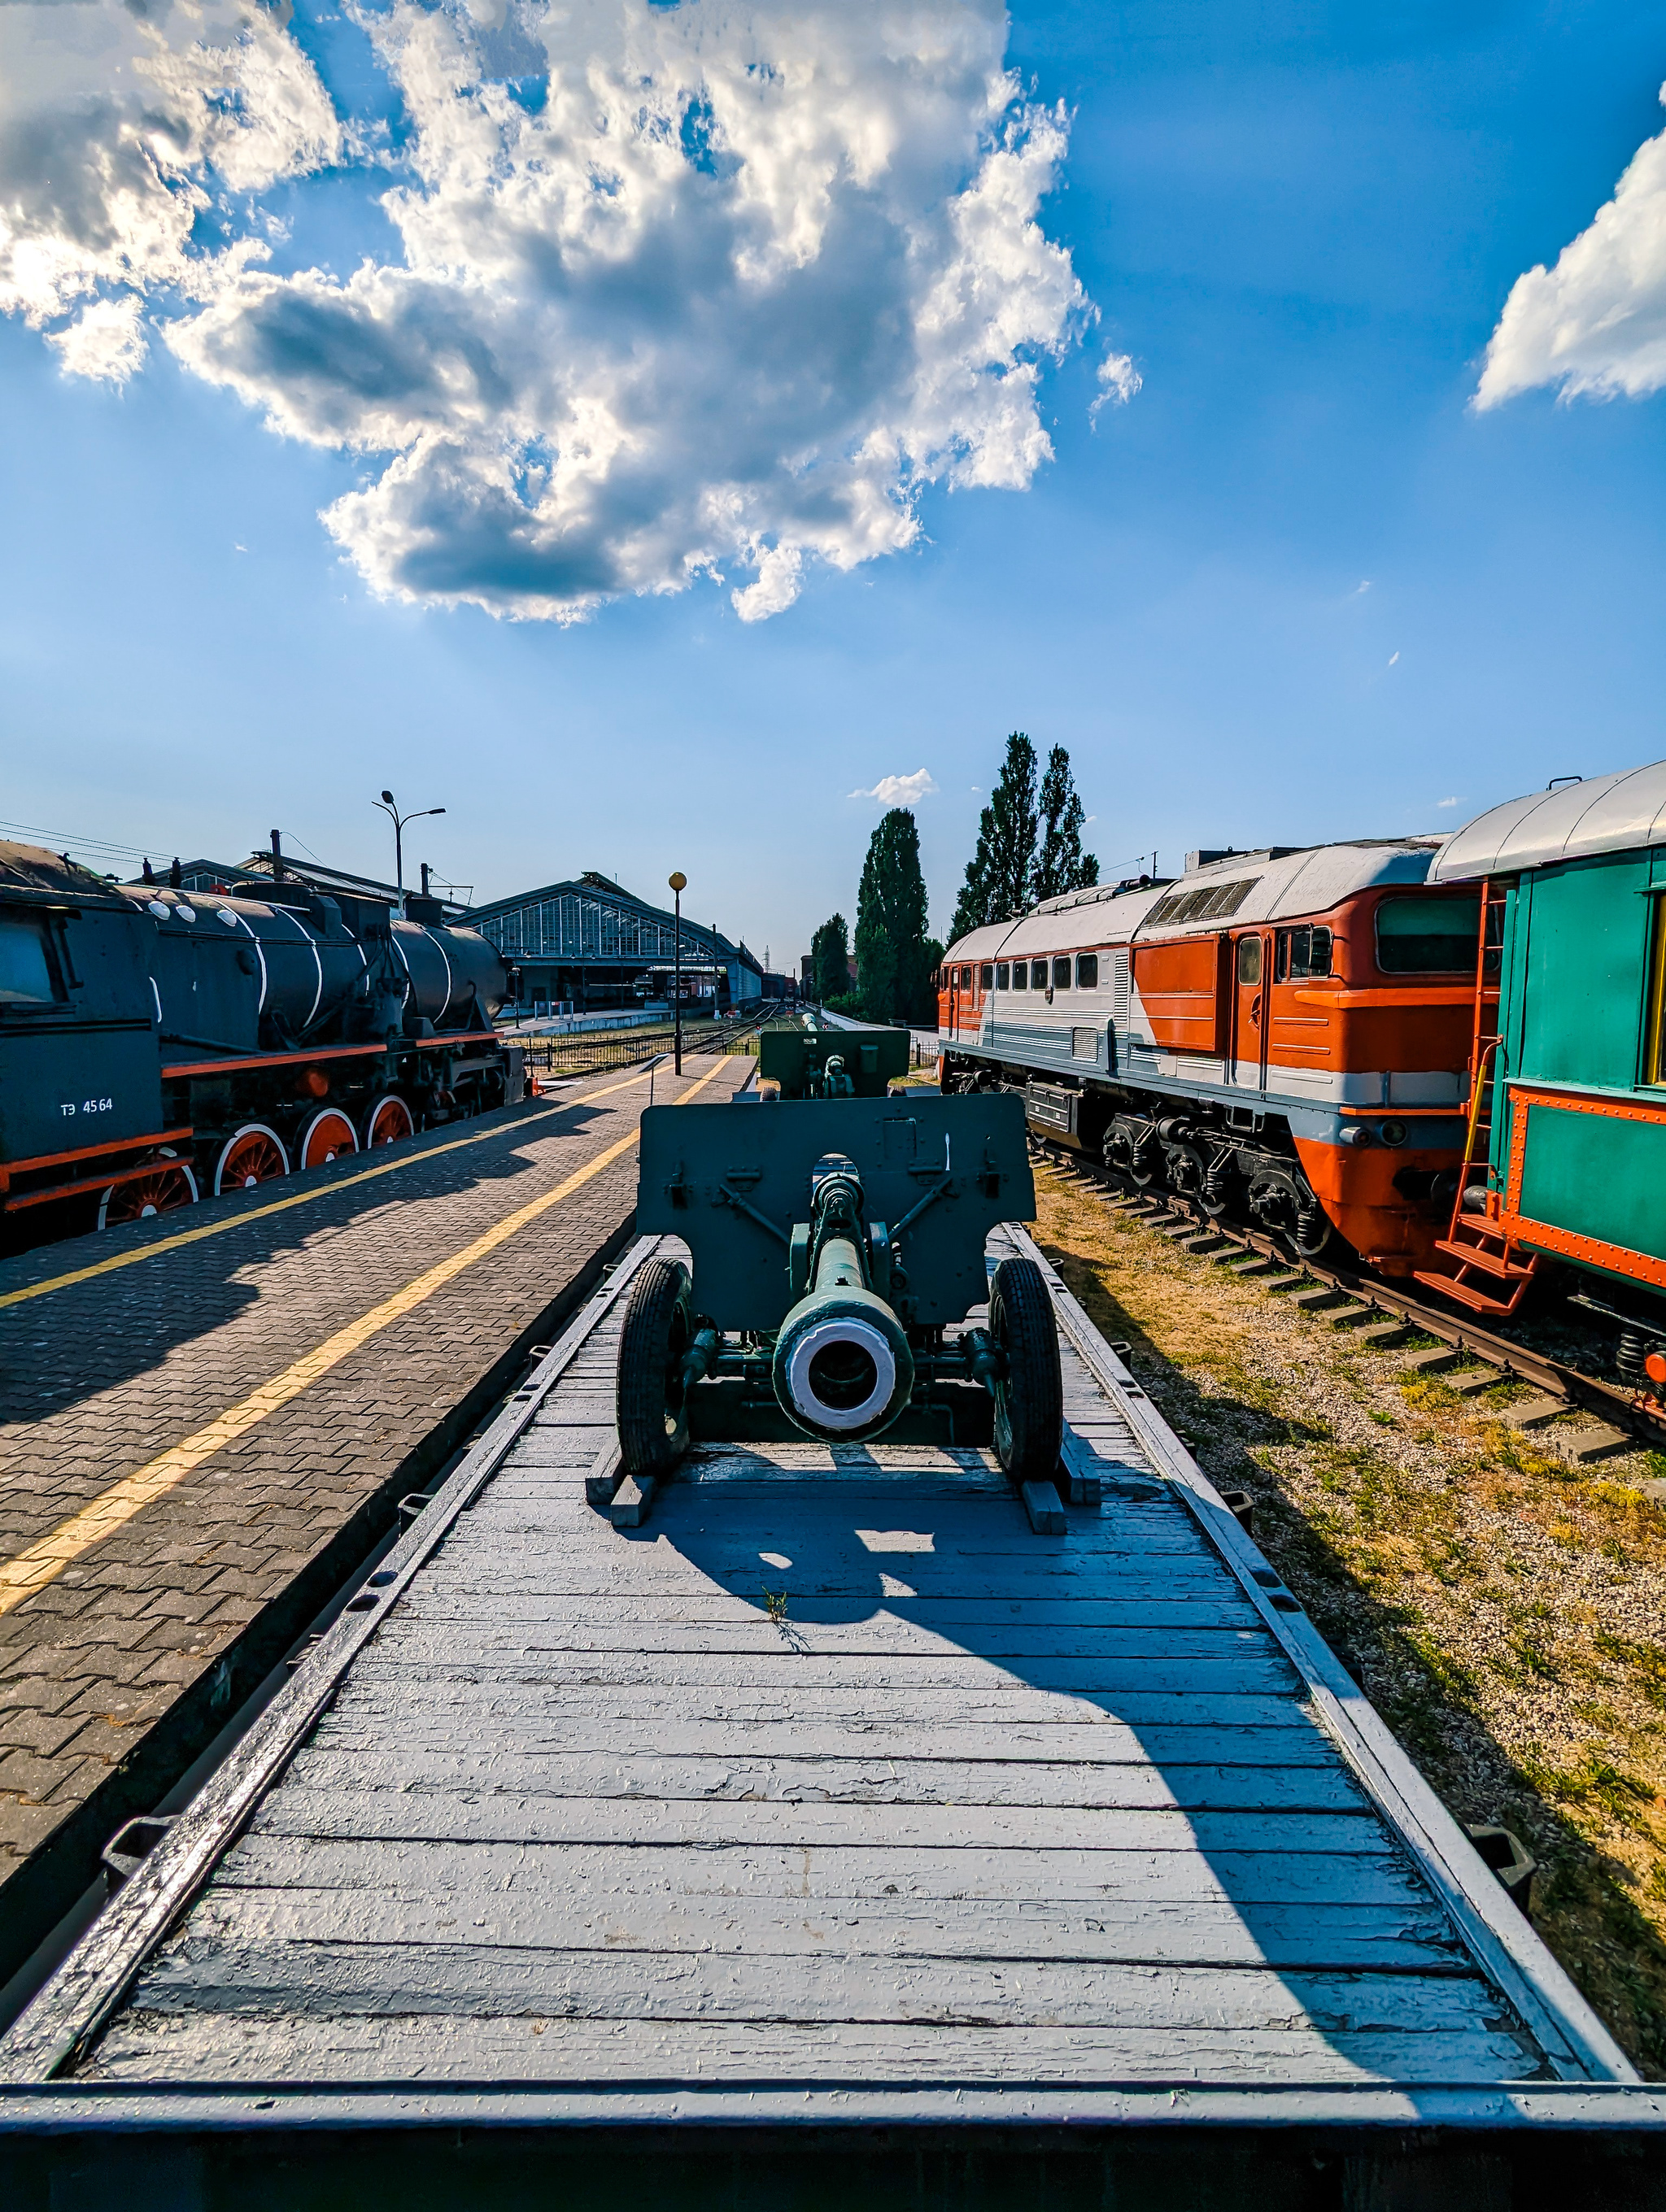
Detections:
[615, 1091, 1062, 1484]
[754, 1023, 913, 1099]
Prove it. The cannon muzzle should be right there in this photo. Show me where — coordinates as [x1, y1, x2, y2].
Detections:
[770, 1155, 914, 1440]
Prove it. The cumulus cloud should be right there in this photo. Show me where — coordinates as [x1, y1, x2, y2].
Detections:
[1088, 346, 1140, 420]
[1, 0, 1092, 624]
[849, 768, 939, 805]
[1476, 85, 1666, 409]
[0, 0, 341, 377]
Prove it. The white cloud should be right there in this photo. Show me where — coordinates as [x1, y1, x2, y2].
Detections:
[1, 0, 1092, 623]
[0, 0, 341, 378]
[1088, 346, 1140, 420]
[1476, 85, 1666, 409]
[1437, 795, 1463, 809]
[849, 768, 940, 805]
[1388, 650, 1399, 666]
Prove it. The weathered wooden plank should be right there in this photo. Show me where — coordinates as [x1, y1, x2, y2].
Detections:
[330, 1651, 1299, 1693]
[374, 1621, 1281, 1661]
[329, 1678, 1312, 1729]
[215, 1835, 1443, 1909]
[81, 2013, 1539, 2088]
[253, 1793, 1380, 1853]
[403, 1590, 1264, 1625]
[278, 1748, 1370, 1814]
[123, 1944, 1500, 2037]
[179, 1879, 1465, 1971]
[308, 1714, 1339, 1766]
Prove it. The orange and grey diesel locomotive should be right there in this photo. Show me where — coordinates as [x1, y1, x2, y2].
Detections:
[0, 841, 521, 1245]
[936, 839, 1483, 1274]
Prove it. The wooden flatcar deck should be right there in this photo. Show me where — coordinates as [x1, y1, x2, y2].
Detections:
[1, 1227, 1657, 2159]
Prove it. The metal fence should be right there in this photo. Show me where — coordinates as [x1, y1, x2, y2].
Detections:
[515, 1009, 771, 1083]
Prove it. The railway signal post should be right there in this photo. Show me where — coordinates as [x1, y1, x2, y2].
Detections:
[669, 868, 687, 1073]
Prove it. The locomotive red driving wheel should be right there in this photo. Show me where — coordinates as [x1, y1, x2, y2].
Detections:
[299, 1108, 358, 1169]
[213, 1125, 290, 1195]
[97, 1149, 198, 1230]
[362, 1094, 415, 1149]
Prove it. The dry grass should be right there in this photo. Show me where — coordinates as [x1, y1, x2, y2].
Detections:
[1032, 1162, 1666, 2077]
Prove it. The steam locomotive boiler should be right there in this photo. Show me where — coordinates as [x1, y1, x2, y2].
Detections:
[0, 842, 521, 1247]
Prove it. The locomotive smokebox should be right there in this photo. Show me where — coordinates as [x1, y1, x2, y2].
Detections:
[770, 1153, 914, 1440]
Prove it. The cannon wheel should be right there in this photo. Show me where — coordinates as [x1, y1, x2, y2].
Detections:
[617, 1258, 695, 1476]
[988, 1256, 1063, 1487]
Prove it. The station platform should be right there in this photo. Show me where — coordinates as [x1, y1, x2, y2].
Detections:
[0, 1052, 751, 1981]
[4, 1224, 1657, 2202]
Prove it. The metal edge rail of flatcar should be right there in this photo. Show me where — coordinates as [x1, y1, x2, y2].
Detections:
[1029, 1135, 1666, 1460]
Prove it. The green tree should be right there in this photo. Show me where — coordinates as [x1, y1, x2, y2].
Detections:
[809, 912, 850, 1003]
[949, 731, 1039, 944]
[854, 808, 935, 1024]
[1034, 745, 1099, 903]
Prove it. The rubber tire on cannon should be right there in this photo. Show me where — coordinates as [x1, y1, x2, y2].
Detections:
[616, 1257, 696, 1477]
[988, 1255, 1064, 1487]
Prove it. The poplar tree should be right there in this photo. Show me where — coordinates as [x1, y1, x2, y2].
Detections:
[1034, 745, 1100, 904]
[854, 808, 934, 1024]
[949, 732, 1039, 943]
[809, 913, 850, 1002]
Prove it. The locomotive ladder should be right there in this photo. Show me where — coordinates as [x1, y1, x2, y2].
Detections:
[1414, 877, 1538, 1318]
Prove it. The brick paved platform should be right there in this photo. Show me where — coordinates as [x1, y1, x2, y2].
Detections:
[0, 1053, 751, 1979]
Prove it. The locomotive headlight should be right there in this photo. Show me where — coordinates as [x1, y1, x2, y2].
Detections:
[1380, 1120, 1408, 1147]
[1341, 1126, 1372, 1148]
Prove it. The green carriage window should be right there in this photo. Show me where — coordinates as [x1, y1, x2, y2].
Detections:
[1376, 895, 1481, 974]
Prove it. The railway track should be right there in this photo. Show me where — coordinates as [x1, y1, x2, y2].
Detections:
[1029, 1137, 1663, 1467]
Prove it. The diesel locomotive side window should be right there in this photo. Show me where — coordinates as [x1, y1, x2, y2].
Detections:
[1274, 925, 1332, 982]
[0, 915, 66, 1008]
[979, 964, 994, 990]
[1011, 962, 1027, 989]
[996, 964, 1010, 990]
[1052, 957, 1071, 990]
[1236, 935, 1262, 986]
[1031, 961, 1049, 991]
[1076, 952, 1098, 988]
[1375, 895, 1481, 974]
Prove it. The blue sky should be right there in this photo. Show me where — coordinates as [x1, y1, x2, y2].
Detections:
[2, 0, 1664, 966]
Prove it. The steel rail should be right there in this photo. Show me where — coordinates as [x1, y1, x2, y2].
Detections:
[1028, 1138, 1664, 1456]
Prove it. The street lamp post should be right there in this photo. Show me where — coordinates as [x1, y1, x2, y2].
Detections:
[373, 790, 447, 915]
[669, 871, 687, 1075]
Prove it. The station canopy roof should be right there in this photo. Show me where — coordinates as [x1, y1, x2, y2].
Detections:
[468, 869, 758, 973]
[1430, 760, 1666, 882]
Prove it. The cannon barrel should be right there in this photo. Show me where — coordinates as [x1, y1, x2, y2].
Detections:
[770, 1154, 914, 1441]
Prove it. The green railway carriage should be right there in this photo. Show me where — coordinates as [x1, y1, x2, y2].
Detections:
[1428, 760, 1666, 1382]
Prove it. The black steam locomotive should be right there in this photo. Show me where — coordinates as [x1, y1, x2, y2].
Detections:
[0, 842, 522, 1248]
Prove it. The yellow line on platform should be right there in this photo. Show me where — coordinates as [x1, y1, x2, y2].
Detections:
[0, 1058, 728, 1615]
[0, 1065, 667, 1315]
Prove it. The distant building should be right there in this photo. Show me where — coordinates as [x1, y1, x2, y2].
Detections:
[468, 871, 764, 1013]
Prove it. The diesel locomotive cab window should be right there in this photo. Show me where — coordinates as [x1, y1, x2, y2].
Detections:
[1236, 936, 1262, 986]
[0, 915, 65, 1007]
[1076, 953, 1098, 988]
[996, 964, 1010, 990]
[1274, 925, 1332, 982]
[979, 964, 995, 990]
[1052, 957, 1071, 990]
[1375, 895, 1481, 974]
